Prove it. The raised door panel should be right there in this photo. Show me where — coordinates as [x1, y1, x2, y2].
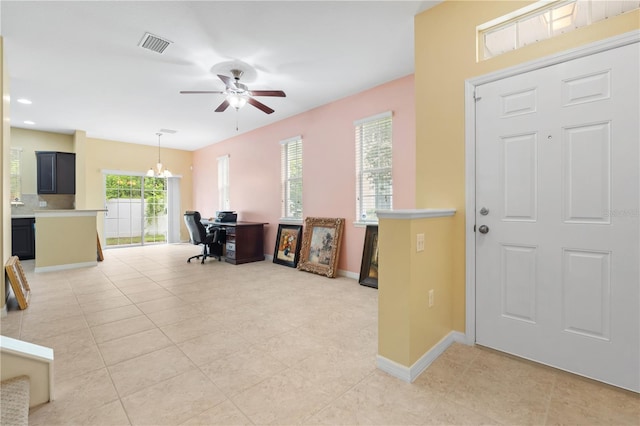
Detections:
[56, 153, 76, 194]
[36, 152, 56, 194]
[11, 218, 35, 260]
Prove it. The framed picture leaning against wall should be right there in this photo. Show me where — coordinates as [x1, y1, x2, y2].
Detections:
[298, 217, 345, 278]
[358, 225, 379, 288]
[273, 224, 303, 268]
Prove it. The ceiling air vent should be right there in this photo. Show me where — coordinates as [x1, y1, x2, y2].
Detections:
[138, 32, 172, 54]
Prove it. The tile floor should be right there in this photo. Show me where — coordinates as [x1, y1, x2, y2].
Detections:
[1, 244, 638, 425]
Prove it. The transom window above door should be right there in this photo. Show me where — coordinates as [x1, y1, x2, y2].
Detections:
[478, 1, 640, 60]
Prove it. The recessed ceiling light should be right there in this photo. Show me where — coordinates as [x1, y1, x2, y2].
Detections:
[17, 98, 32, 105]
[23, 120, 35, 125]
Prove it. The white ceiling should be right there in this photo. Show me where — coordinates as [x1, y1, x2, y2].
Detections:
[1, 1, 439, 151]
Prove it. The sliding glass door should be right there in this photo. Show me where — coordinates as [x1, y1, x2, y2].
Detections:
[104, 174, 168, 247]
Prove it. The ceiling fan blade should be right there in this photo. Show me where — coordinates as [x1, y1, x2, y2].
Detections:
[247, 97, 275, 114]
[249, 90, 286, 97]
[217, 74, 238, 90]
[180, 90, 225, 94]
[215, 99, 230, 112]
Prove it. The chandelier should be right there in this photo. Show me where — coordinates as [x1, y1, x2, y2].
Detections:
[147, 132, 172, 177]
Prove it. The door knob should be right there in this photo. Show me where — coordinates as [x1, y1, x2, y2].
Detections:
[478, 225, 489, 234]
[480, 207, 489, 216]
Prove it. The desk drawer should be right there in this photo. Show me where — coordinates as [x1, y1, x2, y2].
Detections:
[226, 249, 235, 259]
[226, 242, 236, 251]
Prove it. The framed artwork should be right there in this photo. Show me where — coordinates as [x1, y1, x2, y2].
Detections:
[298, 217, 345, 278]
[5, 256, 31, 309]
[97, 233, 104, 261]
[273, 224, 303, 268]
[359, 225, 379, 288]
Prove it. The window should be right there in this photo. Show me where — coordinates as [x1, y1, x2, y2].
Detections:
[280, 136, 303, 220]
[10, 148, 22, 202]
[479, 0, 640, 60]
[103, 173, 168, 246]
[355, 111, 392, 223]
[217, 155, 230, 210]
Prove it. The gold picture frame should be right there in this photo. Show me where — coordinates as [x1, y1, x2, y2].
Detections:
[5, 256, 31, 309]
[297, 217, 345, 278]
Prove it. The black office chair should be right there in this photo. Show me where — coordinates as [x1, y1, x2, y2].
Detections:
[183, 211, 221, 264]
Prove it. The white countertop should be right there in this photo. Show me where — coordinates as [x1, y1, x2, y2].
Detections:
[34, 209, 106, 217]
[376, 208, 456, 219]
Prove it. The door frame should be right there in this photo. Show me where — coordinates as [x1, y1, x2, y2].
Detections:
[464, 30, 640, 344]
[101, 169, 180, 247]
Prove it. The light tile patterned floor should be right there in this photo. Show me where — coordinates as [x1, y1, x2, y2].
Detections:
[1, 244, 638, 425]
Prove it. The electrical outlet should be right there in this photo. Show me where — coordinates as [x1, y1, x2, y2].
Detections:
[39, 201, 47, 207]
[417, 233, 425, 252]
[428, 289, 434, 307]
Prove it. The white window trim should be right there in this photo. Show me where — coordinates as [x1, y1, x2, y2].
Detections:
[353, 111, 392, 127]
[10, 147, 23, 204]
[354, 111, 393, 226]
[280, 135, 303, 220]
[477, 0, 640, 61]
[217, 155, 230, 211]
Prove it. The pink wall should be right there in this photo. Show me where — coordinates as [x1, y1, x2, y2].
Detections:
[193, 74, 415, 275]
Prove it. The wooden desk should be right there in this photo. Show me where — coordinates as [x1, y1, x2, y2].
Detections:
[207, 222, 267, 265]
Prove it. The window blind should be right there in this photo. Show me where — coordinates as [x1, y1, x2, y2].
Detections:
[355, 112, 392, 222]
[217, 155, 230, 210]
[280, 136, 303, 219]
[10, 148, 22, 202]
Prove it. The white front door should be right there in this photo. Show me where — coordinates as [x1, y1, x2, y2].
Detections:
[475, 43, 639, 392]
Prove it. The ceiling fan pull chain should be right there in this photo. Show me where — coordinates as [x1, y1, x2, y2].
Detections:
[236, 110, 239, 131]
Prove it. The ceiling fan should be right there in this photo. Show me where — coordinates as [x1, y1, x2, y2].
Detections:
[180, 69, 286, 114]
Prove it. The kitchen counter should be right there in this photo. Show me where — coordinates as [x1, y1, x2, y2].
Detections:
[11, 214, 36, 219]
[34, 209, 106, 217]
[34, 210, 105, 273]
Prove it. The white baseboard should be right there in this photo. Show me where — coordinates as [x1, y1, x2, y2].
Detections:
[377, 330, 467, 383]
[338, 269, 359, 280]
[1, 304, 7, 318]
[34, 261, 97, 274]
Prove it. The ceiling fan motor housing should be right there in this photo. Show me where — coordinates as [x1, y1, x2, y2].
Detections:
[230, 69, 244, 80]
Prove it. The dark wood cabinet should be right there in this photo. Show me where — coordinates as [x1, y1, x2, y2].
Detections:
[36, 151, 76, 194]
[11, 218, 35, 260]
[224, 223, 266, 265]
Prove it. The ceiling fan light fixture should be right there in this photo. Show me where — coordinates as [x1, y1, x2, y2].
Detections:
[227, 93, 248, 110]
[180, 68, 285, 116]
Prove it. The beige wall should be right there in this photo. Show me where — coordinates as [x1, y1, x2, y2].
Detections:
[414, 1, 639, 335]
[73, 130, 88, 209]
[35, 215, 97, 268]
[9, 128, 194, 243]
[1, 352, 51, 406]
[378, 215, 454, 366]
[378, 218, 413, 365]
[10, 128, 74, 195]
[83, 136, 194, 243]
[1, 37, 10, 313]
